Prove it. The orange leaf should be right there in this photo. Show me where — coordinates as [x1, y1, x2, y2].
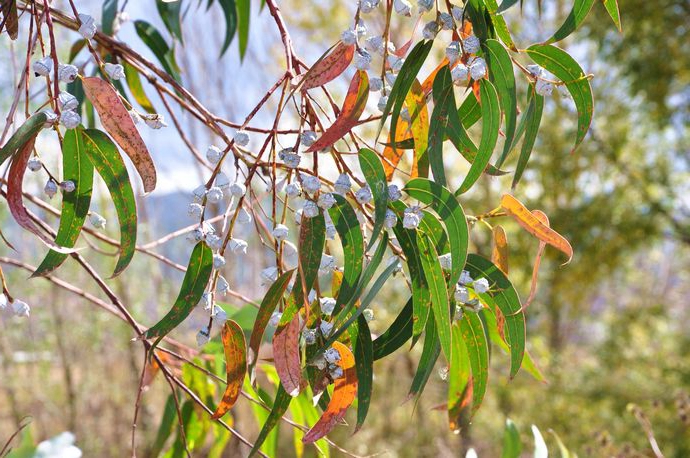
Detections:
[491, 225, 509, 274]
[212, 320, 247, 419]
[7, 137, 75, 253]
[448, 376, 473, 433]
[501, 194, 573, 263]
[273, 315, 304, 397]
[421, 58, 449, 95]
[300, 42, 355, 92]
[82, 77, 157, 194]
[302, 341, 357, 444]
[305, 71, 369, 153]
[382, 119, 411, 180]
[524, 210, 549, 310]
[393, 15, 423, 58]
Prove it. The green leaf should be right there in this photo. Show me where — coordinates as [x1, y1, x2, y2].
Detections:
[448, 322, 471, 432]
[512, 89, 544, 188]
[352, 315, 373, 432]
[526, 44, 593, 153]
[327, 194, 364, 314]
[237, 0, 250, 59]
[33, 128, 94, 276]
[408, 312, 441, 400]
[372, 298, 413, 359]
[404, 178, 469, 288]
[124, 62, 156, 114]
[358, 148, 389, 250]
[483, 0, 517, 50]
[218, 0, 238, 57]
[143, 242, 213, 341]
[101, 0, 118, 36]
[466, 0, 492, 43]
[289, 389, 330, 457]
[80, 129, 138, 276]
[546, 0, 596, 43]
[378, 40, 434, 145]
[68, 39, 87, 63]
[151, 394, 177, 457]
[497, 0, 519, 14]
[425, 65, 455, 187]
[456, 78, 500, 195]
[0, 112, 47, 166]
[465, 254, 525, 377]
[248, 385, 292, 457]
[381, 137, 416, 149]
[134, 20, 181, 82]
[501, 418, 522, 458]
[460, 311, 489, 414]
[602, 0, 622, 32]
[458, 94, 481, 129]
[157, 0, 184, 43]
[484, 39, 518, 169]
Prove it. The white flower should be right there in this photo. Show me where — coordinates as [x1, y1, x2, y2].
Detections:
[228, 182, 245, 198]
[301, 130, 318, 147]
[104, 63, 125, 80]
[27, 157, 42, 172]
[334, 173, 352, 195]
[261, 267, 279, 285]
[212, 304, 228, 322]
[403, 206, 422, 229]
[387, 184, 402, 201]
[33, 56, 53, 76]
[215, 172, 230, 189]
[400, 106, 411, 123]
[446, 41, 461, 64]
[360, 0, 380, 14]
[229, 238, 248, 254]
[320, 297, 336, 315]
[452, 6, 464, 21]
[129, 110, 141, 125]
[35, 431, 82, 458]
[60, 181, 76, 193]
[303, 328, 317, 344]
[58, 92, 78, 111]
[272, 224, 289, 241]
[319, 254, 336, 275]
[330, 365, 344, 379]
[394, 0, 412, 16]
[42, 109, 58, 127]
[363, 309, 375, 321]
[286, 182, 301, 197]
[451, 63, 469, 85]
[216, 276, 230, 295]
[355, 185, 373, 204]
[341, 28, 358, 45]
[469, 56, 487, 80]
[294, 208, 304, 225]
[206, 186, 224, 203]
[463, 35, 481, 54]
[377, 95, 389, 112]
[473, 277, 490, 294]
[279, 149, 301, 169]
[269, 311, 282, 327]
[319, 320, 334, 336]
[384, 209, 397, 228]
[459, 270, 473, 285]
[192, 184, 207, 202]
[213, 254, 226, 269]
[282, 241, 298, 268]
[324, 347, 341, 364]
[466, 298, 484, 312]
[89, 212, 106, 229]
[206, 145, 223, 164]
[417, 0, 434, 12]
[422, 20, 440, 40]
[527, 64, 544, 78]
[186, 227, 205, 243]
[58, 64, 78, 83]
[206, 234, 223, 250]
[440, 12, 454, 30]
[369, 76, 384, 92]
[143, 114, 167, 129]
[237, 207, 252, 224]
[326, 223, 337, 240]
[536, 79, 554, 96]
[196, 326, 210, 346]
[301, 174, 321, 195]
[364, 36, 385, 55]
[44, 179, 58, 198]
[308, 289, 317, 304]
[11, 300, 30, 318]
[312, 353, 327, 370]
[454, 285, 469, 303]
[78, 13, 97, 39]
[198, 292, 213, 309]
[0, 294, 7, 312]
[354, 50, 372, 71]
[303, 200, 319, 218]
[317, 193, 336, 210]
[385, 71, 398, 87]
[454, 304, 464, 320]
[233, 130, 250, 147]
[387, 55, 404, 73]
[438, 253, 452, 272]
[60, 111, 81, 129]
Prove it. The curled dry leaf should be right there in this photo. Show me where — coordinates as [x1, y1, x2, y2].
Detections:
[501, 194, 573, 263]
[305, 70, 369, 153]
[524, 210, 549, 310]
[300, 42, 355, 92]
[273, 314, 305, 397]
[302, 341, 358, 444]
[82, 76, 157, 194]
[212, 320, 247, 419]
[491, 225, 509, 274]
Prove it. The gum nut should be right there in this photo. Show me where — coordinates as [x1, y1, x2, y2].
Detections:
[206, 145, 223, 163]
[233, 130, 250, 147]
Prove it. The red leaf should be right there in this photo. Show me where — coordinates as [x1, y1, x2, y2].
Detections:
[273, 315, 304, 397]
[300, 42, 355, 91]
[82, 77, 157, 194]
[7, 137, 75, 253]
[305, 71, 369, 153]
[212, 320, 247, 419]
[302, 342, 358, 444]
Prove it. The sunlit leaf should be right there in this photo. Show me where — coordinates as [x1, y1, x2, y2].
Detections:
[0, 112, 47, 166]
[359, 147, 389, 249]
[501, 419, 522, 458]
[602, 0, 622, 32]
[460, 311, 489, 414]
[237, 0, 251, 59]
[532, 424, 548, 458]
[273, 314, 304, 397]
[133, 20, 180, 81]
[372, 298, 413, 359]
[448, 322, 472, 432]
[546, 0, 596, 43]
[512, 89, 544, 188]
[124, 62, 156, 114]
[483, 0, 517, 50]
[525, 210, 549, 309]
[425, 65, 456, 186]
[300, 42, 355, 91]
[211, 320, 247, 419]
[484, 39, 518, 168]
[246, 377, 286, 457]
[150, 395, 176, 458]
[351, 315, 373, 432]
[407, 312, 441, 401]
[491, 225, 509, 274]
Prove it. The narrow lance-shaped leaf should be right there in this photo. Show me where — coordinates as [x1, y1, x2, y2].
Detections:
[300, 42, 355, 91]
[482, 0, 516, 50]
[407, 311, 441, 402]
[327, 195, 363, 314]
[358, 148, 388, 249]
[425, 65, 455, 186]
[124, 62, 156, 114]
[101, 0, 118, 36]
[1, 0, 18, 40]
[248, 384, 292, 457]
[81, 129, 139, 276]
[501, 419, 522, 458]
[524, 210, 549, 310]
[133, 20, 181, 81]
[237, 0, 251, 59]
[512, 89, 544, 188]
[372, 298, 413, 360]
[82, 76, 157, 193]
[460, 311, 489, 414]
[448, 322, 473, 432]
[501, 194, 573, 262]
[602, 0, 622, 32]
[491, 225, 509, 274]
[0, 112, 47, 166]
[302, 342, 358, 443]
[142, 241, 213, 340]
[526, 44, 593, 153]
[273, 315, 305, 397]
[456, 78, 501, 195]
[34, 128, 94, 276]
[217, 0, 238, 56]
[408, 79, 429, 178]
[156, 0, 184, 43]
[352, 315, 373, 432]
[545, 0, 596, 44]
[211, 320, 247, 419]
